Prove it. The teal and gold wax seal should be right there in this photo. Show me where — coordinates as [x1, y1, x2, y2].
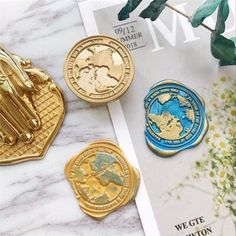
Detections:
[144, 80, 208, 157]
[65, 140, 140, 219]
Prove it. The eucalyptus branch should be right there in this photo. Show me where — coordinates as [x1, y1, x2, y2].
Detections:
[165, 3, 214, 32]
[118, 0, 236, 66]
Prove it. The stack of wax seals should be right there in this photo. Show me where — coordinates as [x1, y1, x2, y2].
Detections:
[65, 140, 140, 219]
[144, 80, 208, 157]
[0, 46, 65, 165]
[64, 35, 134, 104]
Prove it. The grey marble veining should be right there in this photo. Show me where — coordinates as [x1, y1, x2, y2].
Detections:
[0, 0, 144, 235]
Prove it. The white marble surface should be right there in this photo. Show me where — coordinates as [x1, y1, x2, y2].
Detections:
[0, 0, 144, 235]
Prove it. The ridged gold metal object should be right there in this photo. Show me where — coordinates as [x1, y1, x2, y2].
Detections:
[0, 46, 65, 165]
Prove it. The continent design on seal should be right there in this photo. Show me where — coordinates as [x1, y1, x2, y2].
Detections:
[75, 152, 124, 204]
[148, 94, 194, 140]
[73, 46, 124, 95]
[144, 80, 208, 157]
[64, 36, 134, 103]
[65, 140, 140, 219]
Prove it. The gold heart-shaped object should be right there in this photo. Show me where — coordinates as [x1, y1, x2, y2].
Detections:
[0, 46, 65, 165]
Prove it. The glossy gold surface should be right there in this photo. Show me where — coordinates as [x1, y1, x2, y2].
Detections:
[0, 46, 65, 165]
[64, 35, 134, 103]
[65, 140, 140, 220]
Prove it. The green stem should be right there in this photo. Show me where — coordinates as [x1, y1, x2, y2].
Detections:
[165, 3, 214, 32]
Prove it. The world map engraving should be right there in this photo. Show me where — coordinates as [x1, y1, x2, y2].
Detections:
[148, 94, 195, 140]
[64, 36, 135, 104]
[73, 46, 124, 95]
[75, 152, 124, 204]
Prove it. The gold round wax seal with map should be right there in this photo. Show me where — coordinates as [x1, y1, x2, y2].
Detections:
[64, 35, 134, 103]
[0, 46, 65, 165]
[65, 140, 140, 219]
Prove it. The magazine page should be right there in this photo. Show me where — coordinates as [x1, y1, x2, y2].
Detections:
[80, 1, 236, 235]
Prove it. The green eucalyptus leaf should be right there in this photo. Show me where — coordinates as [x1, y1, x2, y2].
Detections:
[211, 33, 236, 66]
[139, 0, 168, 21]
[191, 0, 221, 27]
[118, 0, 143, 21]
[215, 0, 229, 34]
[219, 37, 236, 66]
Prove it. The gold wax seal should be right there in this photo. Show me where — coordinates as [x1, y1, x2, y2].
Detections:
[65, 140, 140, 220]
[0, 46, 65, 165]
[64, 35, 134, 103]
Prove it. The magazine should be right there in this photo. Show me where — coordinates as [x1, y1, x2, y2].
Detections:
[79, 1, 236, 235]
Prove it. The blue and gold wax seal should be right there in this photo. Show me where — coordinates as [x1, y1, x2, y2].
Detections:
[144, 80, 208, 157]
